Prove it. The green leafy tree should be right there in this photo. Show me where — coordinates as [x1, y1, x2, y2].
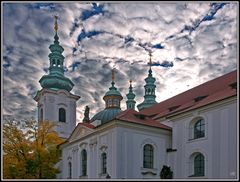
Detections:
[3, 119, 64, 179]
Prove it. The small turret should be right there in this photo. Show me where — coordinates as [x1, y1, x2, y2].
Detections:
[137, 52, 157, 111]
[126, 80, 136, 110]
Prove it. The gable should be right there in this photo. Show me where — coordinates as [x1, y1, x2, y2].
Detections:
[68, 124, 94, 142]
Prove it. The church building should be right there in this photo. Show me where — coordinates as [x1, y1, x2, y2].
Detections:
[34, 17, 237, 179]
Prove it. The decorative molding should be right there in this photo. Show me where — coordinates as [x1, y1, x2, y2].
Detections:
[141, 138, 157, 149]
[89, 138, 97, 148]
[79, 142, 88, 149]
[141, 167, 157, 175]
[58, 103, 67, 107]
[72, 146, 79, 152]
[99, 145, 108, 152]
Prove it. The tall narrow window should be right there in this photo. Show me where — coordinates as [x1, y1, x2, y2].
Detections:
[101, 153, 107, 174]
[194, 153, 204, 176]
[40, 108, 43, 121]
[81, 149, 87, 176]
[68, 162, 72, 179]
[52, 59, 56, 66]
[59, 108, 66, 122]
[194, 119, 205, 139]
[143, 144, 154, 168]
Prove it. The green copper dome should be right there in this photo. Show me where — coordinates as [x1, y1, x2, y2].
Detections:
[91, 108, 122, 124]
[91, 69, 123, 125]
[39, 18, 74, 92]
[104, 81, 122, 98]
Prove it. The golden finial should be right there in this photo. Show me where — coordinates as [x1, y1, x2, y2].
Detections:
[149, 52, 152, 65]
[112, 68, 115, 81]
[129, 79, 132, 84]
[54, 15, 58, 33]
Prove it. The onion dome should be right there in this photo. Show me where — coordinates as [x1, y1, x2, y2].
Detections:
[91, 69, 123, 124]
[39, 16, 74, 92]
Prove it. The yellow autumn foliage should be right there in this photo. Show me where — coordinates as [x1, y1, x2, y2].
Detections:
[3, 119, 64, 179]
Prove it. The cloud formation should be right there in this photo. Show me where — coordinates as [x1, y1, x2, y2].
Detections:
[2, 2, 238, 124]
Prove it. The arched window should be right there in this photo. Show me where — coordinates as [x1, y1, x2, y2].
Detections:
[101, 153, 107, 174]
[59, 108, 66, 122]
[68, 162, 72, 179]
[143, 144, 154, 169]
[81, 149, 87, 176]
[194, 153, 204, 176]
[39, 108, 43, 121]
[52, 59, 56, 66]
[194, 119, 205, 139]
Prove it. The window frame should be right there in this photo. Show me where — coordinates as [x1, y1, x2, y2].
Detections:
[194, 153, 205, 177]
[81, 149, 87, 176]
[59, 108, 66, 122]
[101, 152, 107, 174]
[68, 162, 72, 179]
[143, 144, 154, 169]
[193, 119, 205, 139]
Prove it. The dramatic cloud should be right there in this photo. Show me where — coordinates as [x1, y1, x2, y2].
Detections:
[2, 2, 238, 124]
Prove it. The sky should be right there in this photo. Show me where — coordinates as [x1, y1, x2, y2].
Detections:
[2, 2, 238, 124]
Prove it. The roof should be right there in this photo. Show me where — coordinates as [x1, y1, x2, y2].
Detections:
[78, 122, 96, 129]
[115, 109, 172, 131]
[139, 70, 237, 119]
[91, 108, 122, 124]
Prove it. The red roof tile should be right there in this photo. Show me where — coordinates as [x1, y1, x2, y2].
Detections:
[116, 109, 172, 131]
[78, 122, 96, 129]
[140, 70, 237, 119]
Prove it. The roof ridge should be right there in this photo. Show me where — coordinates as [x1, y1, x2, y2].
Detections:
[116, 108, 135, 119]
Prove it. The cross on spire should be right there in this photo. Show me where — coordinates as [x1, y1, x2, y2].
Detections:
[112, 68, 115, 82]
[149, 51, 152, 68]
[54, 15, 58, 33]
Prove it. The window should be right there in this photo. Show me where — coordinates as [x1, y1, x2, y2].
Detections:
[81, 149, 87, 176]
[52, 59, 56, 66]
[101, 153, 107, 174]
[68, 162, 72, 179]
[113, 99, 119, 107]
[39, 108, 43, 121]
[107, 99, 112, 107]
[194, 153, 204, 176]
[143, 144, 154, 168]
[59, 108, 66, 122]
[194, 119, 205, 139]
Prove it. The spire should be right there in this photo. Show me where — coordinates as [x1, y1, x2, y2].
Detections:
[126, 79, 136, 110]
[54, 15, 58, 33]
[148, 51, 152, 76]
[111, 68, 115, 88]
[137, 52, 157, 111]
[39, 16, 74, 92]
[54, 15, 59, 44]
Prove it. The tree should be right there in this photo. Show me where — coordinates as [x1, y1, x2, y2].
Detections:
[3, 119, 64, 179]
[160, 165, 173, 179]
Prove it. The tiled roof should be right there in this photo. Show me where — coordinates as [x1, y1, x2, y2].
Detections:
[78, 122, 96, 129]
[115, 109, 172, 131]
[139, 70, 237, 119]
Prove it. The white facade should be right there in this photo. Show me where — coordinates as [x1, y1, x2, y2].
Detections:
[59, 121, 172, 179]
[59, 95, 237, 179]
[34, 88, 80, 139]
[160, 96, 237, 179]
